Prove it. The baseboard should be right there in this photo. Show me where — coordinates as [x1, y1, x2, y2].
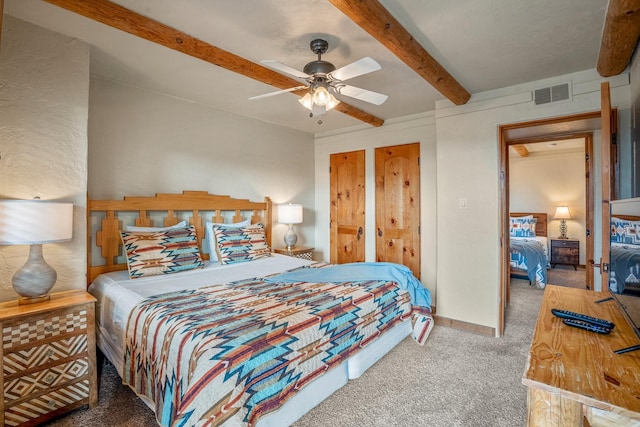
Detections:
[434, 316, 496, 337]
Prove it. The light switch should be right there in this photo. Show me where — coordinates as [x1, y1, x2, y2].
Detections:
[459, 198, 467, 209]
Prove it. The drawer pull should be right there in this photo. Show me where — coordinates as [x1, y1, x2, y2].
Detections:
[46, 349, 54, 358]
[45, 325, 53, 333]
[44, 374, 56, 384]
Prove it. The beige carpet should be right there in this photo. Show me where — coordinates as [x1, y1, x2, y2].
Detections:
[546, 266, 587, 289]
[44, 280, 543, 427]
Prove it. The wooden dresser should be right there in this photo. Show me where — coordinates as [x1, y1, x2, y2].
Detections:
[550, 238, 580, 270]
[523, 285, 640, 426]
[0, 291, 97, 426]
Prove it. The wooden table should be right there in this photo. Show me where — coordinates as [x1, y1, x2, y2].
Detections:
[522, 285, 640, 426]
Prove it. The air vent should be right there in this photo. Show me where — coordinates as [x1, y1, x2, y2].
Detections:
[533, 83, 571, 105]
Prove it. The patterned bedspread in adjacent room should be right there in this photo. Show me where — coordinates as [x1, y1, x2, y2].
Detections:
[510, 238, 548, 288]
[124, 264, 433, 427]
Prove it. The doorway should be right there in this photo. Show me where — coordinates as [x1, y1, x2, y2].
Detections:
[499, 111, 605, 335]
[508, 135, 593, 289]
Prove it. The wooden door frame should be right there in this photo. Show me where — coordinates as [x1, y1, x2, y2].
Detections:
[499, 111, 601, 336]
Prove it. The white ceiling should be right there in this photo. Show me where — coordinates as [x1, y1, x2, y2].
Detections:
[4, 0, 610, 135]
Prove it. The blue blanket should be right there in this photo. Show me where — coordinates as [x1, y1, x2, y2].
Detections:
[510, 239, 547, 285]
[265, 262, 431, 308]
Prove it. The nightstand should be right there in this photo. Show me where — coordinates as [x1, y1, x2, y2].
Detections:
[0, 290, 98, 426]
[273, 247, 314, 260]
[550, 238, 580, 270]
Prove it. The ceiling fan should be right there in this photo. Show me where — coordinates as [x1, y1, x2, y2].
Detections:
[250, 39, 388, 117]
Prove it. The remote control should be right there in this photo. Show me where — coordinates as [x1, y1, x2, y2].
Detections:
[562, 318, 612, 334]
[551, 308, 615, 330]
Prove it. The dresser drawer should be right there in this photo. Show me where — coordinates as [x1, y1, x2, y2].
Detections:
[4, 358, 89, 403]
[551, 240, 579, 249]
[3, 334, 88, 376]
[2, 307, 88, 350]
[3, 378, 90, 427]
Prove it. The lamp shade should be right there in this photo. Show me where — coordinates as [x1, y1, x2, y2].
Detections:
[278, 203, 303, 224]
[0, 200, 73, 244]
[553, 206, 572, 220]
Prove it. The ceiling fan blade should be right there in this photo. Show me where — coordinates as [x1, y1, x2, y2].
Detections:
[329, 57, 381, 82]
[261, 60, 310, 79]
[249, 86, 308, 101]
[335, 84, 388, 105]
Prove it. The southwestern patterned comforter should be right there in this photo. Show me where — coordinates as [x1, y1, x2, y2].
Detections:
[124, 262, 433, 427]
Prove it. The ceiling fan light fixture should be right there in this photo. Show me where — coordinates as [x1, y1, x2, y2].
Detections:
[312, 85, 331, 106]
[298, 93, 313, 110]
[325, 93, 340, 110]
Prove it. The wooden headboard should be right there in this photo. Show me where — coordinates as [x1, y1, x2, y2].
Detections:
[87, 191, 272, 284]
[613, 214, 640, 221]
[510, 212, 548, 237]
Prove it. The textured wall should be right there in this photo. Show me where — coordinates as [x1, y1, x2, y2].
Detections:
[0, 16, 90, 301]
[88, 77, 315, 251]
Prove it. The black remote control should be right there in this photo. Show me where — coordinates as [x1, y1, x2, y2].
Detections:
[551, 308, 615, 330]
[562, 319, 612, 334]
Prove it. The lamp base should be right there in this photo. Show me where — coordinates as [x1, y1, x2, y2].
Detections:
[19, 295, 51, 305]
[283, 224, 298, 250]
[12, 244, 57, 303]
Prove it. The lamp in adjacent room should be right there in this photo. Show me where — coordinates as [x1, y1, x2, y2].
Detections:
[553, 206, 571, 239]
[0, 200, 73, 304]
[278, 203, 303, 250]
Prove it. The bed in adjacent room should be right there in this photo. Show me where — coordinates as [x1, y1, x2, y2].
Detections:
[610, 214, 640, 295]
[509, 212, 549, 289]
[86, 191, 434, 427]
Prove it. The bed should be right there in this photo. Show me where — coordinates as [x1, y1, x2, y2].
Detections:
[86, 191, 434, 427]
[610, 214, 640, 295]
[509, 212, 549, 289]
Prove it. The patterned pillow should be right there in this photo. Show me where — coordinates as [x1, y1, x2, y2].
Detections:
[510, 217, 537, 238]
[611, 217, 640, 245]
[203, 219, 251, 258]
[120, 226, 204, 279]
[213, 223, 271, 265]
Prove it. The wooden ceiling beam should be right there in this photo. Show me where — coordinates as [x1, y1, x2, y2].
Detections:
[511, 145, 529, 157]
[328, 0, 470, 105]
[43, 0, 385, 127]
[597, 0, 640, 77]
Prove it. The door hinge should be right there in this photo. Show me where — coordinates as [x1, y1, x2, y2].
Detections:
[586, 228, 590, 237]
[612, 132, 617, 145]
[585, 153, 589, 161]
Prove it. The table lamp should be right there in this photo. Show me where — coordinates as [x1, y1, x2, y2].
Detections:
[278, 203, 303, 250]
[0, 200, 73, 304]
[553, 206, 571, 239]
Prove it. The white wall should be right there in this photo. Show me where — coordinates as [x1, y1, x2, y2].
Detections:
[314, 114, 438, 301]
[510, 149, 587, 264]
[0, 16, 89, 301]
[88, 78, 316, 250]
[434, 69, 631, 331]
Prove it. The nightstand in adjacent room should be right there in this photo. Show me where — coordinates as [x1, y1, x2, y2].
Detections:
[0, 290, 98, 426]
[273, 247, 314, 260]
[550, 238, 580, 270]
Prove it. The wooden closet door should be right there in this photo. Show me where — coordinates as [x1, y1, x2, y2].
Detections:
[375, 143, 420, 278]
[330, 150, 365, 264]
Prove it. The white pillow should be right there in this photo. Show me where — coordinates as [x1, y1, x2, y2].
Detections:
[125, 220, 187, 232]
[203, 219, 251, 260]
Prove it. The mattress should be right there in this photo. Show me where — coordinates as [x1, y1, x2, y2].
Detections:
[89, 254, 416, 426]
